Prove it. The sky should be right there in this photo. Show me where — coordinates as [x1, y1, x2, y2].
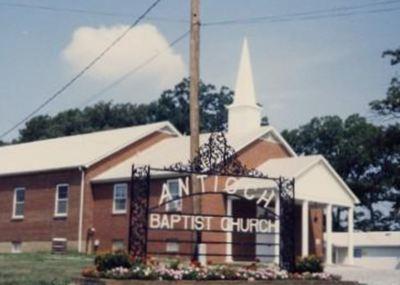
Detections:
[0, 0, 399, 141]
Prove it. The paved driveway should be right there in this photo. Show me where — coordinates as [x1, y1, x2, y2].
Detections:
[326, 265, 400, 285]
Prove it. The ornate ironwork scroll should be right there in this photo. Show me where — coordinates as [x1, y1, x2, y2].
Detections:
[279, 177, 296, 272]
[128, 165, 150, 259]
[163, 132, 270, 178]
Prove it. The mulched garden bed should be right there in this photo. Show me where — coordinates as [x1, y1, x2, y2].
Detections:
[73, 277, 360, 285]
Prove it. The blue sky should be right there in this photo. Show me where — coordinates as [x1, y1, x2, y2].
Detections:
[0, 0, 399, 141]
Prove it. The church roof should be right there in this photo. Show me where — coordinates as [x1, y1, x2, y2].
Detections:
[0, 121, 180, 177]
[228, 155, 360, 205]
[92, 126, 296, 182]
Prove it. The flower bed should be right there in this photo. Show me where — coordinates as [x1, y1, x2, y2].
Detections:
[81, 253, 342, 282]
[83, 266, 340, 281]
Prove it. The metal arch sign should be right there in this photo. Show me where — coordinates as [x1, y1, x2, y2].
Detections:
[157, 176, 276, 209]
[150, 175, 277, 234]
[129, 132, 296, 272]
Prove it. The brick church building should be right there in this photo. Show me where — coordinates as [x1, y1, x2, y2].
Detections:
[0, 39, 359, 266]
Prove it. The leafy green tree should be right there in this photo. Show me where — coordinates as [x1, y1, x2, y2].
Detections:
[19, 115, 53, 143]
[151, 78, 234, 134]
[282, 115, 400, 230]
[368, 47, 400, 226]
[369, 47, 400, 120]
[16, 78, 268, 142]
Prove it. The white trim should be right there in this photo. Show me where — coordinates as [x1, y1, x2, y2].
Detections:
[12, 187, 25, 219]
[166, 240, 180, 253]
[11, 241, 22, 253]
[347, 207, 354, 265]
[268, 127, 298, 157]
[325, 204, 333, 265]
[225, 196, 233, 262]
[0, 166, 80, 178]
[301, 200, 309, 257]
[77, 167, 85, 253]
[54, 184, 69, 217]
[92, 172, 185, 184]
[157, 123, 182, 137]
[113, 183, 128, 214]
[165, 179, 182, 212]
[274, 189, 280, 265]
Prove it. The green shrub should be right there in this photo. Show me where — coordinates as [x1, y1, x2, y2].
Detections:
[94, 251, 132, 272]
[295, 255, 324, 273]
[165, 258, 181, 270]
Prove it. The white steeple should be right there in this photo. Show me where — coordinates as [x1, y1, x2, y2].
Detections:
[228, 38, 262, 134]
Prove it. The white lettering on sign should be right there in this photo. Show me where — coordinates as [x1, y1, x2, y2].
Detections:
[159, 183, 173, 206]
[257, 190, 275, 208]
[244, 188, 255, 200]
[224, 177, 238, 194]
[157, 175, 275, 208]
[197, 175, 207, 193]
[179, 177, 190, 196]
[149, 213, 275, 233]
[149, 213, 212, 231]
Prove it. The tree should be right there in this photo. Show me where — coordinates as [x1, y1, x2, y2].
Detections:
[19, 115, 53, 143]
[15, 78, 268, 143]
[18, 102, 159, 142]
[368, 47, 400, 226]
[282, 115, 400, 230]
[149, 78, 234, 134]
[369, 47, 400, 120]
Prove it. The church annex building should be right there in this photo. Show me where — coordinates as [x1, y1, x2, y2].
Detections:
[0, 40, 359, 266]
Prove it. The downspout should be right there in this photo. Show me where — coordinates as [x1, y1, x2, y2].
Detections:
[78, 166, 86, 253]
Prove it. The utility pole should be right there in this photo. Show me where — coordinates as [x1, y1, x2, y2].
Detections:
[190, 0, 200, 209]
[189, 0, 201, 260]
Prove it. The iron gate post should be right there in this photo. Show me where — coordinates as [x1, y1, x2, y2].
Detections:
[128, 165, 151, 260]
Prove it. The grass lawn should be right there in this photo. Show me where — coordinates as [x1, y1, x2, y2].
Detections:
[0, 252, 93, 285]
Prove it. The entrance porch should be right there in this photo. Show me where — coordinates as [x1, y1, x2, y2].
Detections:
[227, 155, 359, 266]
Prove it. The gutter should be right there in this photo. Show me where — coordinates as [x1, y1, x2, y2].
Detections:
[0, 166, 79, 178]
[91, 171, 186, 184]
[77, 166, 86, 253]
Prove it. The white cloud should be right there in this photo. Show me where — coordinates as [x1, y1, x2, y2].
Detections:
[62, 24, 185, 94]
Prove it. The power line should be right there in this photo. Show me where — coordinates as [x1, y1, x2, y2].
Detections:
[265, 6, 400, 24]
[81, 30, 190, 107]
[203, 0, 400, 26]
[0, 0, 163, 140]
[0, 1, 187, 23]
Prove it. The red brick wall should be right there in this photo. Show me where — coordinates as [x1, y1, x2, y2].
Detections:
[0, 169, 81, 244]
[91, 182, 130, 252]
[92, 178, 195, 255]
[0, 130, 173, 252]
[83, 131, 173, 252]
[309, 207, 324, 258]
[237, 139, 292, 168]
